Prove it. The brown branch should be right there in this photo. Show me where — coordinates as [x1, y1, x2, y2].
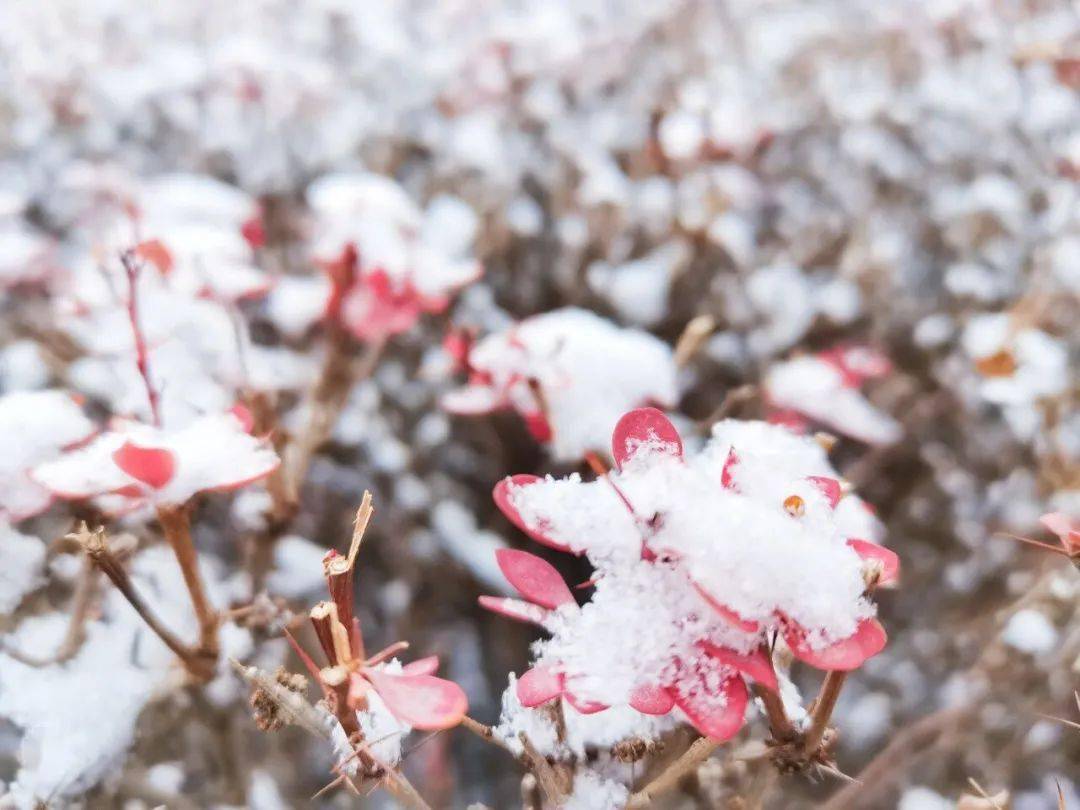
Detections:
[2, 554, 98, 667]
[802, 670, 847, 757]
[72, 523, 213, 679]
[626, 736, 719, 808]
[754, 683, 797, 743]
[157, 505, 218, 659]
[820, 706, 971, 810]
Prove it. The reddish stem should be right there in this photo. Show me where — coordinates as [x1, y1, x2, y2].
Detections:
[120, 250, 162, 427]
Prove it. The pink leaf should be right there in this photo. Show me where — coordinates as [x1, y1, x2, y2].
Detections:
[229, 403, 255, 433]
[523, 410, 553, 443]
[364, 670, 468, 730]
[612, 407, 683, 470]
[402, 656, 440, 676]
[477, 595, 550, 626]
[693, 582, 760, 633]
[629, 683, 675, 715]
[516, 666, 564, 708]
[669, 666, 748, 742]
[847, 538, 900, 585]
[699, 643, 778, 692]
[784, 617, 887, 671]
[111, 442, 176, 489]
[493, 475, 574, 552]
[806, 476, 842, 509]
[1041, 512, 1080, 554]
[563, 689, 609, 715]
[494, 549, 574, 609]
[720, 448, 739, 490]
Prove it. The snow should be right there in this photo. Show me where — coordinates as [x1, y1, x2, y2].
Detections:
[765, 355, 902, 445]
[430, 500, 511, 595]
[0, 523, 46, 615]
[1001, 609, 1058, 657]
[586, 241, 688, 327]
[0, 390, 96, 520]
[565, 770, 630, 810]
[0, 546, 250, 805]
[442, 308, 678, 461]
[267, 535, 330, 600]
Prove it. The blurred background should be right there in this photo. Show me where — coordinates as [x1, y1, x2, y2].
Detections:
[0, 1, 1077, 808]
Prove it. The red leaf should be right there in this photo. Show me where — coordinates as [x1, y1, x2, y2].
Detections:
[847, 538, 900, 585]
[477, 595, 550, 626]
[806, 476, 841, 508]
[611, 407, 683, 470]
[494, 549, 574, 609]
[516, 666, 564, 707]
[402, 656, 440, 676]
[699, 642, 778, 692]
[134, 239, 174, 274]
[693, 582, 760, 633]
[563, 689, 609, 715]
[364, 670, 468, 730]
[523, 410, 553, 443]
[492, 475, 574, 552]
[240, 215, 266, 249]
[669, 664, 748, 742]
[784, 617, 887, 671]
[112, 442, 176, 489]
[230, 402, 255, 433]
[629, 683, 675, 715]
[721, 448, 739, 490]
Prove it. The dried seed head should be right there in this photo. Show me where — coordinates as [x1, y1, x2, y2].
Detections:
[783, 494, 805, 517]
[250, 688, 284, 732]
[612, 737, 658, 762]
[274, 666, 308, 693]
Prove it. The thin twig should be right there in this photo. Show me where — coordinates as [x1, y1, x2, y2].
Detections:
[72, 523, 212, 679]
[801, 670, 847, 757]
[626, 736, 719, 808]
[157, 505, 218, 659]
[120, 249, 161, 427]
[1, 554, 98, 666]
[821, 706, 970, 810]
[754, 683, 797, 742]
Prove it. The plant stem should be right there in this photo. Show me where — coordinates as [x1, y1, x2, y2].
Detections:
[1, 554, 98, 667]
[73, 523, 212, 679]
[626, 736, 719, 808]
[754, 683, 797, 742]
[120, 250, 162, 427]
[801, 670, 847, 757]
[157, 505, 218, 659]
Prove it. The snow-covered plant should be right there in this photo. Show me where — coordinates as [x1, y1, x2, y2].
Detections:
[442, 308, 679, 461]
[306, 172, 483, 345]
[477, 407, 898, 804]
[33, 410, 278, 511]
[764, 345, 902, 445]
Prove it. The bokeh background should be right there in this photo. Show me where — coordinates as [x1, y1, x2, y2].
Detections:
[0, 1, 1077, 808]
